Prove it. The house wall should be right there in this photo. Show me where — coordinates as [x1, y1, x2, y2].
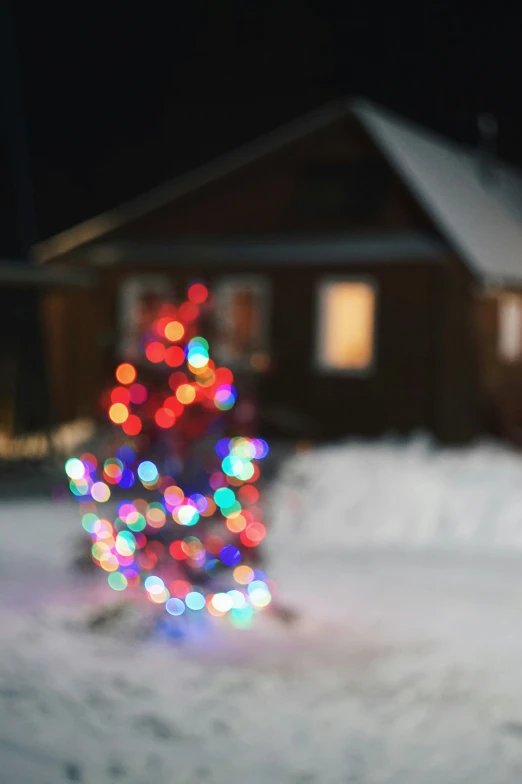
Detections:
[41, 114, 481, 441]
[475, 288, 522, 442]
[42, 256, 480, 443]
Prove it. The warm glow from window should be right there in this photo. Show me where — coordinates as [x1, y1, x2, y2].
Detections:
[317, 281, 375, 370]
[498, 294, 522, 362]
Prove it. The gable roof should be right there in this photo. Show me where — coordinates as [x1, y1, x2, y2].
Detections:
[32, 98, 522, 285]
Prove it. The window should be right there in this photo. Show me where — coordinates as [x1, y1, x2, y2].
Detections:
[316, 279, 376, 372]
[213, 276, 270, 371]
[498, 294, 522, 362]
[118, 274, 173, 362]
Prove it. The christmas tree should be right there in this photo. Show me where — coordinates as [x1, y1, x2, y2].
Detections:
[65, 283, 273, 628]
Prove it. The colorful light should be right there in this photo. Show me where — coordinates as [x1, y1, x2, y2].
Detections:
[185, 591, 205, 611]
[65, 458, 85, 480]
[129, 383, 148, 404]
[165, 598, 185, 616]
[145, 341, 166, 364]
[165, 321, 185, 342]
[91, 482, 111, 502]
[68, 283, 275, 627]
[219, 545, 242, 566]
[115, 363, 137, 385]
[155, 407, 176, 429]
[122, 415, 142, 436]
[109, 403, 129, 424]
[137, 461, 158, 484]
[188, 283, 208, 304]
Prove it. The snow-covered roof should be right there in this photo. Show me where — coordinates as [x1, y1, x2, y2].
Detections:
[32, 98, 522, 284]
[353, 100, 522, 286]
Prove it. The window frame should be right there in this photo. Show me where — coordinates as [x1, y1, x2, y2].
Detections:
[314, 275, 378, 376]
[117, 273, 174, 362]
[497, 292, 522, 363]
[212, 274, 271, 372]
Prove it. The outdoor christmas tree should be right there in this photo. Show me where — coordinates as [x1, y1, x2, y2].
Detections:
[65, 283, 273, 627]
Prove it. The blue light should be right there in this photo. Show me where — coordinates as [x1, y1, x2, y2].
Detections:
[116, 445, 136, 465]
[137, 461, 158, 483]
[219, 545, 242, 567]
[215, 438, 231, 458]
[165, 598, 185, 616]
[118, 468, 135, 489]
[185, 591, 205, 611]
[144, 575, 164, 591]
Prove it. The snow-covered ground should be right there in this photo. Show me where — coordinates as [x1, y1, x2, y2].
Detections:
[3, 438, 522, 783]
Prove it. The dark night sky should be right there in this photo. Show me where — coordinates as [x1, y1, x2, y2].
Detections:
[3, 1, 522, 258]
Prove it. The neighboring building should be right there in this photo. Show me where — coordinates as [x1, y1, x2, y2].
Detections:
[30, 98, 522, 443]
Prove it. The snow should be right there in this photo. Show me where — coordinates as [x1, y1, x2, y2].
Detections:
[3, 439, 522, 783]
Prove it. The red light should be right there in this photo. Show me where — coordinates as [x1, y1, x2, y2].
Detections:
[169, 579, 191, 598]
[238, 485, 259, 505]
[165, 346, 185, 367]
[137, 551, 158, 569]
[179, 301, 199, 322]
[205, 535, 224, 555]
[134, 532, 147, 548]
[145, 342, 166, 363]
[240, 522, 266, 547]
[155, 407, 176, 429]
[129, 383, 147, 404]
[80, 452, 98, 469]
[155, 316, 172, 338]
[215, 367, 234, 385]
[122, 414, 142, 436]
[209, 472, 226, 489]
[111, 386, 131, 405]
[168, 371, 188, 391]
[146, 541, 165, 557]
[188, 283, 208, 304]
[164, 395, 184, 416]
[169, 541, 187, 560]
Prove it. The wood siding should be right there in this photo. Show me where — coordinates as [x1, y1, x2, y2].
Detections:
[41, 114, 481, 442]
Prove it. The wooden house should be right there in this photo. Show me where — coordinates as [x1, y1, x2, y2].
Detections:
[0, 261, 93, 436]
[31, 98, 522, 443]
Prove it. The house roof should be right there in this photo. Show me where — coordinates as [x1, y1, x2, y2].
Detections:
[353, 102, 522, 286]
[0, 261, 94, 287]
[71, 233, 445, 267]
[32, 98, 522, 285]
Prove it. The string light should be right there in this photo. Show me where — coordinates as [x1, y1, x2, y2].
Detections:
[65, 285, 274, 625]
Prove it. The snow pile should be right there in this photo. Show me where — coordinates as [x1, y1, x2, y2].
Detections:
[268, 437, 522, 554]
[4, 440, 522, 782]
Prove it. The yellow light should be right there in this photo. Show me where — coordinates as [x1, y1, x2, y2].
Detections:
[176, 384, 196, 404]
[233, 565, 254, 585]
[165, 321, 185, 342]
[109, 403, 129, 424]
[318, 282, 375, 370]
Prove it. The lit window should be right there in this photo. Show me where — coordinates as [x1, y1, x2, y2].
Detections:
[118, 275, 173, 361]
[498, 294, 522, 362]
[214, 276, 270, 371]
[316, 279, 376, 371]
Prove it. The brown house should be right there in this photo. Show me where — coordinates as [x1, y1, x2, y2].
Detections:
[31, 98, 522, 443]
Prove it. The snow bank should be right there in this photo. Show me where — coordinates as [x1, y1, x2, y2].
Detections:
[5, 439, 522, 782]
[267, 436, 522, 554]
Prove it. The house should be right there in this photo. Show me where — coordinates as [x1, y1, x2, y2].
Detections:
[30, 98, 522, 443]
[0, 261, 94, 436]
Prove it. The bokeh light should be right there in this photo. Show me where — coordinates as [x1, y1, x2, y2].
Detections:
[115, 363, 136, 385]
